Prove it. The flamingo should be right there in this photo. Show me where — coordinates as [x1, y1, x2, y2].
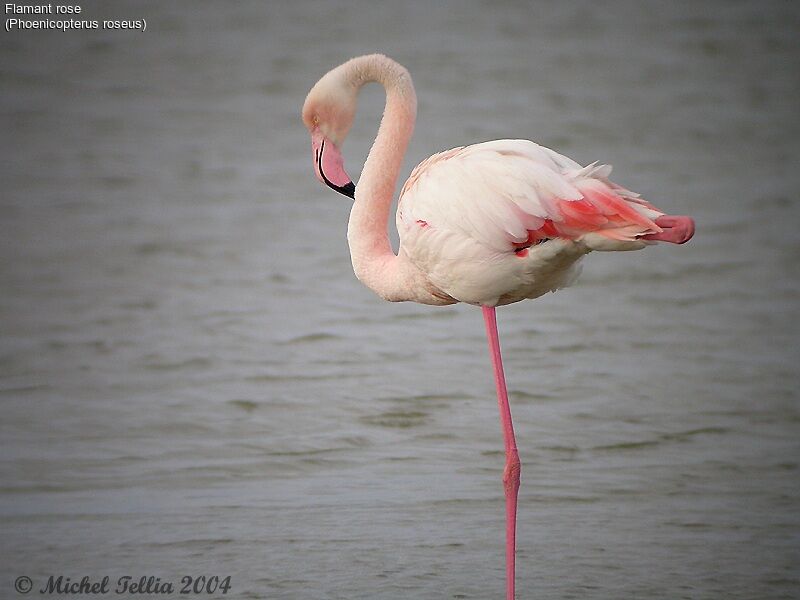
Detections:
[302, 54, 694, 599]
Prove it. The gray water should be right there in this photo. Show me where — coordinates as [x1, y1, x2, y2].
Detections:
[1, 1, 799, 598]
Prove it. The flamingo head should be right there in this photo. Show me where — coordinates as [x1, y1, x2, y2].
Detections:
[302, 67, 357, 199]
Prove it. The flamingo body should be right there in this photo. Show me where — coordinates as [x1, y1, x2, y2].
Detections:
[396, 139, 668, 306]
[302, 54, 694, 600]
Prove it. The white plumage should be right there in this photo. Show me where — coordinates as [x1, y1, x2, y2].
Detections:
[396, 139, 663, 306]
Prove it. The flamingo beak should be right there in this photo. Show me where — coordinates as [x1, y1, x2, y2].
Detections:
[311, 131, 355, 199]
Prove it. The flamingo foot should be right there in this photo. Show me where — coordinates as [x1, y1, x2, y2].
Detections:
[642, 215, 695, 244]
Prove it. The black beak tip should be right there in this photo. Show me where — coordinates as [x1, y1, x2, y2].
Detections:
[327, 180, 355, 199]
[340, 181, 356, 199]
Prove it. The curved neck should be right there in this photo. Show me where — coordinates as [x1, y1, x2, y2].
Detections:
[344, 55, 417, 300]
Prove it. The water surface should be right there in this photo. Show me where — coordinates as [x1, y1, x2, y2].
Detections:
[1, 1, 799, 598]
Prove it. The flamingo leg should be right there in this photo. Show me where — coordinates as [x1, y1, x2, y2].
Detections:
[482, 305, 521, 600]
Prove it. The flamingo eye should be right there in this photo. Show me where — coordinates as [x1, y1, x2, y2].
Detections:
[312, 115, 320, 126]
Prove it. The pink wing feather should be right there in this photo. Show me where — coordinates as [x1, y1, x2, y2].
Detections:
[399, 139, 663, 252]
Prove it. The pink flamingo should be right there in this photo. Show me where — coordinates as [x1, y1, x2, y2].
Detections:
[302, 54, 694, 599]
